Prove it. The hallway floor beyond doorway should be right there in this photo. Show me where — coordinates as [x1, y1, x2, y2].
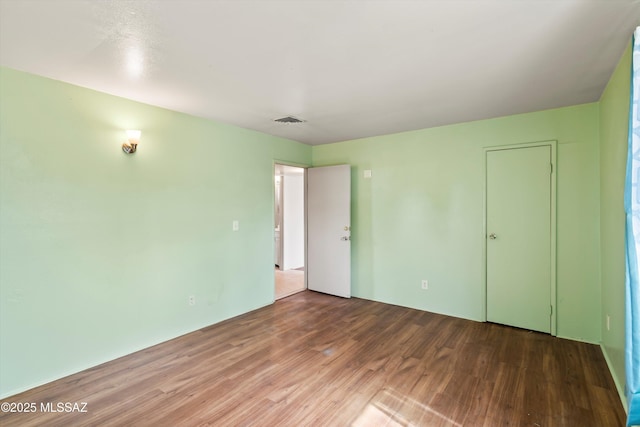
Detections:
[275, 268, 305, 299]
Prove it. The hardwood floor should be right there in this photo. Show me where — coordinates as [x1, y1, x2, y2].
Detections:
[0, 291, 626, 426]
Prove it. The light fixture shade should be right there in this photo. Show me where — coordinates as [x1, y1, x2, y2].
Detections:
[126, 129, 141, 144]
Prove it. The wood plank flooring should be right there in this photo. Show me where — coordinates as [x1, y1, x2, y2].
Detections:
[0, 291, 626, 426]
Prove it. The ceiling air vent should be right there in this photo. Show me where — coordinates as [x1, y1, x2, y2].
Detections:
[274, 116, 306, 123]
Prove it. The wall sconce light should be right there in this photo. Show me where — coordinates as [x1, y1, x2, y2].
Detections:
[122, 130, 141, 154]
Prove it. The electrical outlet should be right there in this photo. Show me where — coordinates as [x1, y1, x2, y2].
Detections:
[188, 295, 196, 306]
[606, 314, 610, 331]
[421, 280, 428, 290]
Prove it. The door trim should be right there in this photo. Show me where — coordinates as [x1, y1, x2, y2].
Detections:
[482, 140, 557, 335]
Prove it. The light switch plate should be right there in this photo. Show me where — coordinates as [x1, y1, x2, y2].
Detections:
[364, 170, 372, 179]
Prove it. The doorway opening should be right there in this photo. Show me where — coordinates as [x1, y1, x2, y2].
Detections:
[274, 164, 306, 299]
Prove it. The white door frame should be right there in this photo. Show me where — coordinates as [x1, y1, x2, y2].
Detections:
[482, 140, 557, 336]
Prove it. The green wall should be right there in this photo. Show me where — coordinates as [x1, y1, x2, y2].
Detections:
[599, 42, 631, 407]
[0, 67, 311, 398]
[312, 103, 602, 342]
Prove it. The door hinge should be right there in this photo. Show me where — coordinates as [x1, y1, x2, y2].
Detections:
[550, 305, 553, 315]
[550, 163, 553, 174]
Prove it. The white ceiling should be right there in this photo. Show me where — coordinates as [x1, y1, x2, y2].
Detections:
[1, 1, 638, 145]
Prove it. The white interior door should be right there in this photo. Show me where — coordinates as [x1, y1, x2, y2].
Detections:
[307, 164, 351, 298]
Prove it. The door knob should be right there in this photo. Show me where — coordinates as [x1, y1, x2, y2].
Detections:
[489, 233, 497, 240]
[344, 226, 350, 231]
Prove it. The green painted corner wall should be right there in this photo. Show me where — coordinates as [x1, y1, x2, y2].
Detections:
[312, 103, 601, 342]
[0, 67, 311, 398]
[599, 41, 631, 406]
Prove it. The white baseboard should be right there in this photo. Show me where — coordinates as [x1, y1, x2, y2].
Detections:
[600, 343, 628, 414]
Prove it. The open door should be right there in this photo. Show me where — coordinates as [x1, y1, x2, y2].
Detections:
[307, 164, 351, 298]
